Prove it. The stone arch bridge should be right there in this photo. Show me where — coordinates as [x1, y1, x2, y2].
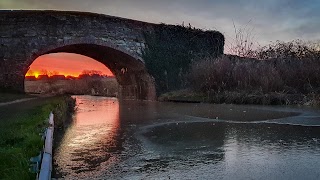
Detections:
[0, 10, 224, 100]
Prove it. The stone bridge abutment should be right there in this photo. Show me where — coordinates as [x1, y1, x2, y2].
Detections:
[0, 10, 224, 100]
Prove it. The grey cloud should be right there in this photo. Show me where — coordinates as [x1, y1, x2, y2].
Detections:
[1, 0, 320, 50]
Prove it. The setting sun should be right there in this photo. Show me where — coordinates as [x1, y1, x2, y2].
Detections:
[33, 72, 40, 78]
[25, 53, 114, 78]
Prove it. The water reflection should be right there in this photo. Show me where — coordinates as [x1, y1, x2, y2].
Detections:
[53, 96, 320, 179]
[139, 122, 320, 179]
[54, 96, 121, 178]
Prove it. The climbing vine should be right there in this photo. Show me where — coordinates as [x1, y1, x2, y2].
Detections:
[142, 23, 224, 94]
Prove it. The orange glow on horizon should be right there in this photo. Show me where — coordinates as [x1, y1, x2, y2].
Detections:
[25, 70, 80, 78]
[25, 53, 114, 78]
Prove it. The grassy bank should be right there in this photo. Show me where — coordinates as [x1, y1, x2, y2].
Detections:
[160, 89, 320, 106]
[0, 95, 75, 179]
[0, 93, 34, 103]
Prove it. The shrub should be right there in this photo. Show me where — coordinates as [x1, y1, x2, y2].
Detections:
[189, 40, 320, 96]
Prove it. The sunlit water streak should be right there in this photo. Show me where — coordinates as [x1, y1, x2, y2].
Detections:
[53, 95, 320, 179]
[54, 96, 121, 178]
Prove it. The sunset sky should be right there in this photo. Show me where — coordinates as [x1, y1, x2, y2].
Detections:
[26, 53, 114, 77]
[1, 0, 320, 76]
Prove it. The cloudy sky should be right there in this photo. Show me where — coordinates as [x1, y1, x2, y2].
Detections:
[1, 0, 320, 52]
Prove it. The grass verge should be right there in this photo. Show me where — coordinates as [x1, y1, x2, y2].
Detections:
[0, 95, 75, 180]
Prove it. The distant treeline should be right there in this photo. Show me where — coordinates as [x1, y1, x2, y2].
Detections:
[25, 70, 112, 81]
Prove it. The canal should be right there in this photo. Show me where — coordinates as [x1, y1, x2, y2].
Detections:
[53, 95, 320, 179]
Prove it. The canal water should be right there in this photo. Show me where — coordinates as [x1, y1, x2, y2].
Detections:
[53, 95, 320, 179]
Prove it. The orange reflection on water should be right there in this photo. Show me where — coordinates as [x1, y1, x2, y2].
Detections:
[68, 96, 120, 147]
[75, 97, 119, 126]
[54, 96, 122, 176]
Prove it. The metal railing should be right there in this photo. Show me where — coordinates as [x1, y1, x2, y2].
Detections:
[30, 112, 54, 180]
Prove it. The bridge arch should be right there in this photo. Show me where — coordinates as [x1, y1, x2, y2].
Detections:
[0, 10, 224, 100]
[24, 40, 156, 100]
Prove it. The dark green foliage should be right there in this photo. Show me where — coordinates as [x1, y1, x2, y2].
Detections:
[142, 24, 224, 94]
[52, 95, 76, 127]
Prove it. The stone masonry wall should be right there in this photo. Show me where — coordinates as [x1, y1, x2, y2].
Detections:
[0, 10, 224, 100]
